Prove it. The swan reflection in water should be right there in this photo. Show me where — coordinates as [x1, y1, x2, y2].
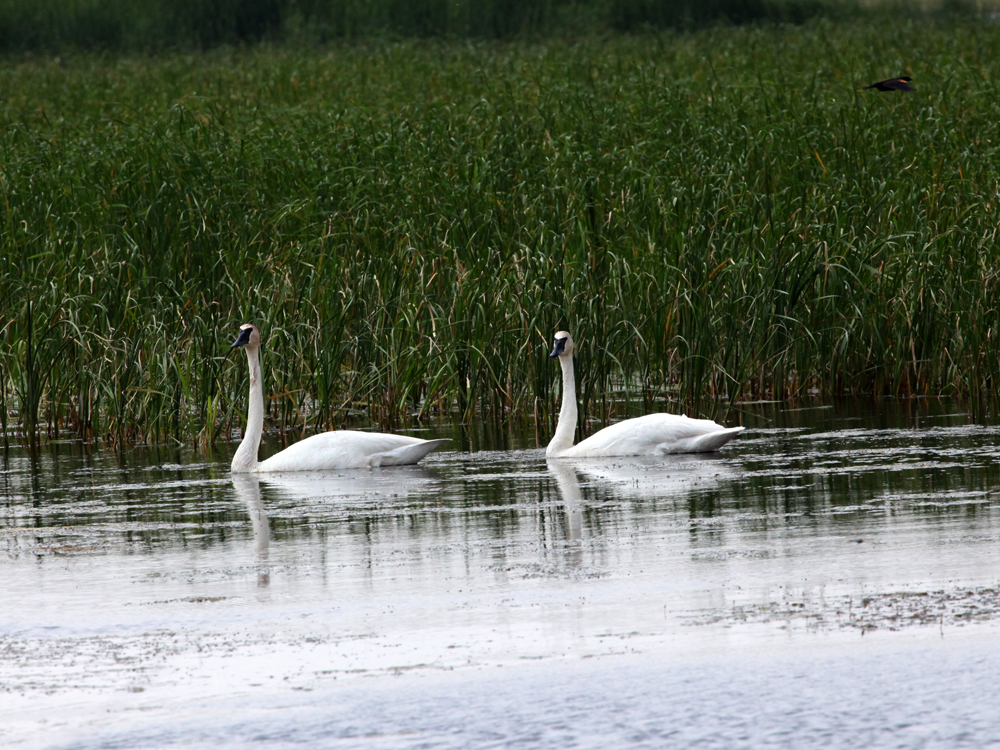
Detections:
[547, 460, 585, 545]
[253, 465, 438, 505]
[554, 452, 735, 500]
[231, 475, 271, 588]
[230, 456, 734, 583]
[230, 467, 439, 586]
[546, 452, 736, 543]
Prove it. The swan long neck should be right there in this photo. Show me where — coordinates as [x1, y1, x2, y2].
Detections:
[547, 351, 578, 456]
[231, 345, 263, 473]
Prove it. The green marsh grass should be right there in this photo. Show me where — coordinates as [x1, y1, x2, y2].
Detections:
[3, 20, 1000, 446]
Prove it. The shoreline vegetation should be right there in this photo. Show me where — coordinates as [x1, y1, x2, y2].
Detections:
[3, 4, 1000, 447]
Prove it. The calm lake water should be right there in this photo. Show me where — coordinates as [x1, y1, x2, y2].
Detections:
[2, 399, 999, 749]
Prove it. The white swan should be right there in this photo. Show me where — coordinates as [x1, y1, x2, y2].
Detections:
[546, 331, 743, 457]
[229, 324, 447, 472]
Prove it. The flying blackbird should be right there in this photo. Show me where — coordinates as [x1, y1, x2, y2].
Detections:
[863, 76, 914, 92]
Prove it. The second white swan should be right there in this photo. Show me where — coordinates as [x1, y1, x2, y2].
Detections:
[229, 324, 447, 473]
[546, 331, 743, 458]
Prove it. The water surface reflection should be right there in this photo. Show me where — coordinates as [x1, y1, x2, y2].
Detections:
[2, 399, 1000, 749]
[232, 475, 269, 586]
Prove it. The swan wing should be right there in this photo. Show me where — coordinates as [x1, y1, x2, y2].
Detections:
[564, 413, 743, 457]
[372, 439, 450, 466]
[257, 431, 446, 472]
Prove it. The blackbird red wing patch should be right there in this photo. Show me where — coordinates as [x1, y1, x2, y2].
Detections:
[864, 76, 915, 92]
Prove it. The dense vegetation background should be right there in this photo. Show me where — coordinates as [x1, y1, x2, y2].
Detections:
[2, 2, 1000, 446]
[0, 0, 871, 52]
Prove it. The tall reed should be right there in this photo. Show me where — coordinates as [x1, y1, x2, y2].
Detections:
[2, 20, 1000, 446]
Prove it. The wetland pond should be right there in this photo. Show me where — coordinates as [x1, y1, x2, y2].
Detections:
[2, 399, 1000, 749]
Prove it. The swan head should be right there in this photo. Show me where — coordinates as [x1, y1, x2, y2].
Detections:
[550, 331, 574, 358]
[231, 323, 260, 350]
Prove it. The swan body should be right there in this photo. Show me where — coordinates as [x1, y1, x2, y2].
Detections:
[546, 331, 743, 458]
[229, 324, 446, 473]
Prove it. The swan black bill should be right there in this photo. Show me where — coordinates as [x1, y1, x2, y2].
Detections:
[550, 337, 568, 358]
[863, 76, 914, 92]
[231, 327, 254, 349]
